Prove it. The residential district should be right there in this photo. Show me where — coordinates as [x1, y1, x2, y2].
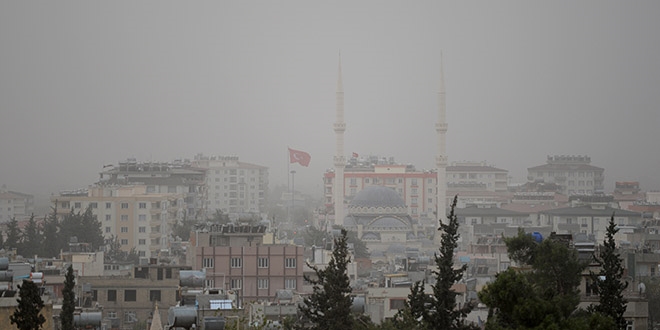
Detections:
[0, 153, 659, 330]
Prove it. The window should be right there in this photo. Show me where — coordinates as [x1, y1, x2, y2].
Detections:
[120, 239, 128, 245]
[105, 227, 111, 233]
[139, 202, 146, 209]
[124, 289, 136, 301]
[124, 311, 137, 323]
[203, 258, 214, 268]
[258, 278, 269, 289]
[258, 257, 269, 268]
[231, 257, 242, 268]
[90, 202, 98, 209]
[121, 203, 129, 209]
[230, 279, 242, 289]
[150, 290, 161, 302]
[390, 299, 406, 310]
[168, 186, 176, 193]
[107, 289, 117, 301]
[105, 214, 111, 221]
[61, 201, 70, 209]
[120, 215, 128, 221]
[285, 278, 296, 290]
[74, 202, 81, 208]
[138, 226, 146, 233]
[121, 227, 128, 233]
[138, 239, 146, 245]
[285, 258, 296, 268]
[139, 251, 145, 257]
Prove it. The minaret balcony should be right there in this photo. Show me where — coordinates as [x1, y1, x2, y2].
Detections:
[435, 155, 448, 167]
[333, 156, 346, 166]
[435, 123, 448, 133]
[333, 123, 346, 132]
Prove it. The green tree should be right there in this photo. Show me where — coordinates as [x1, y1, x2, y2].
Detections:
[208, 209, 230, 224]
[478, 230, 612, 329]
[424, 196, 477, 330]
[80, 205, 104, 250]
[298, 229, 354, 329]
[10, 279, 46, 330]
[41, 204, 60, 258]
[590, 215, 628, 329]
[345, 229, 370, 259]
[61, 265, 75, 330]
[5, 216, 21, 251]
[172, 213, 197, 241]
[394, 196, 476, 330]
[20, 214, 41, 258]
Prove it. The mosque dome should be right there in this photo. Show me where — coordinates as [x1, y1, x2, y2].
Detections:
[348, 186, 408, 215]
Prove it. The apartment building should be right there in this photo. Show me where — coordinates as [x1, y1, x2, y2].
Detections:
[0, 187, 34, 222]
[527, 155, 605, 195]
[192, 154, 268, 217]
[52, 185, 185, 257]
[191, 223, 304, 305]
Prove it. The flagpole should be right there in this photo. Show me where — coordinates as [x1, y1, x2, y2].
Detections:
[287, 147, 290, 224]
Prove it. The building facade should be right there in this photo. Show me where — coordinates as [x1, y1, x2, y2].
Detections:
[192, 154, 268, 217]
[527, 155, 605, 195]
[0, 188, 34, 222]
[191, 223, 304, 304]
[52, 185, 185, 257]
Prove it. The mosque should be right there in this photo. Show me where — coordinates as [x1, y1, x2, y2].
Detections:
[328, 54, 448, 251]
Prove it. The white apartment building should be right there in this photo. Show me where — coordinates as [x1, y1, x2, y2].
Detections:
[527, 155, 605, 195]
[0, 188, 34, 222]
[192, 154, 268, 217]
[52, 185, 185, 258]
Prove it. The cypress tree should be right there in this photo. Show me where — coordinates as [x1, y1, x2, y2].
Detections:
[10, 279, 46, 330]
[61, 265, 76, 330]
[592, 215, 628, 329]
[298, 228, 353, 329]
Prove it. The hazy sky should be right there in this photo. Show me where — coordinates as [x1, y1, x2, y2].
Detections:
[2, 1, 659, 206]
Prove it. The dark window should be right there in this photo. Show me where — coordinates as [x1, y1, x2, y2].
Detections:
[390, 298, 406, 310]
[166, 268, 172, 279]
[157, 268, 163, 280]
[124, 290, 136, 302]
[135, 267, 149, 279]
[107, 289, 116, 302]
[92, 290, 98, 301]
[150, 290, 161, 302]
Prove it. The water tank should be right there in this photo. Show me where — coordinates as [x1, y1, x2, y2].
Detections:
[168, 306, 197, 329]
[74, 312, 102, 327]
[0, 270, 13, 282]
[203, 316, 225, 330]
[179, 270, 205, 287]
[531, 232, 543, 243]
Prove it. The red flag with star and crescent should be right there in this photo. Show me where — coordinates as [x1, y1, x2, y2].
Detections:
[289, 148, 311, 167]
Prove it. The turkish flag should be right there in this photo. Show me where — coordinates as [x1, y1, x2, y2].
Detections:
[289, 148, 311, 167]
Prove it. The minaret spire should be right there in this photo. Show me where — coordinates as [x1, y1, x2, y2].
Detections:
[333, 52, 346, 227]
[435, 52, 448, 241]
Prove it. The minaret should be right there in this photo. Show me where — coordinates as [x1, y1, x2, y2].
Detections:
[333, 53, 346, 227]
[435, 54, 448, 232]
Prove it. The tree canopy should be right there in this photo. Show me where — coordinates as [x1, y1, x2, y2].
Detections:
[10, 279, 46, 330]
[298, 228, 354, 329]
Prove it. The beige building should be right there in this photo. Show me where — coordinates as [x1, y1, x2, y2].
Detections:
[0, 188, 34, 222]
[52, 185, 185, 257]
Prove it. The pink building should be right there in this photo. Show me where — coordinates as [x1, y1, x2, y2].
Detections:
[192, 224, 304, 304]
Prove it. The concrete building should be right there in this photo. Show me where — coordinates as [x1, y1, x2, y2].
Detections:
[539, 204, 641, 243]
[99, 158, 207, 219]
[191, 223, 304, 305]
[79, 264, 190, 330]
[447, 161, 508, 192]
[527, 155, 605, 195]
[191, 154, 268, 217]
[0, 187, 34, 222]
[52, 185, 185, 257]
